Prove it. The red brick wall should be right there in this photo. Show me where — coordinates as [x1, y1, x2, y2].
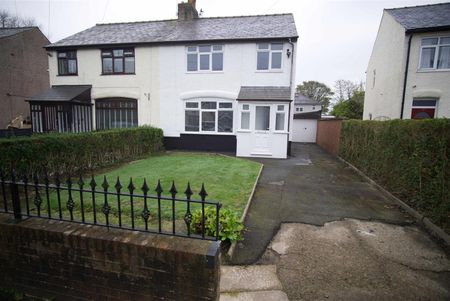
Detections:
[316, 119, 342, 156]
[0, 214, 220, 301]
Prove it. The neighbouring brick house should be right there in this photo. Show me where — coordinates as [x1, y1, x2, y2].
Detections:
[0, 27, 50, 129]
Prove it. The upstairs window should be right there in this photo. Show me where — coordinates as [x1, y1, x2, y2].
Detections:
[57, 50, 77, 75]
[257, 43, 283, 70]
[419, 37, 450, 70]
[102, 48, 135, 74]
[187, 45, 223, 72]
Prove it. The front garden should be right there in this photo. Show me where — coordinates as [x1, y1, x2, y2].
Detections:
[0, 127, 261, 241]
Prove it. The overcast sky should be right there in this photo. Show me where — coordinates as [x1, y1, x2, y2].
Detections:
[0, 0, 444, 89]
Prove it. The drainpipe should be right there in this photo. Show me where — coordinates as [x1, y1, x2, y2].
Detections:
[400, 34, 413, 119]
[287, 38, 295, 156]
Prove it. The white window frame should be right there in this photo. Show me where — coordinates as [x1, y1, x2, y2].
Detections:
[183, 99, 233, 134]
[256, 42, 283, 71]
[419, 36, 450, 71]
[186, 45, 224, 73]
[239, 104, 251, 131]
[274, 104, 287, 132]
[411, 98, 438, 118]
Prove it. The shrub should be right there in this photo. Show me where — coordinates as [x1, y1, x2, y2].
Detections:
[339, 119, 450, 233]
[0, 126, 164, 177]
[191, 207, 244, 242]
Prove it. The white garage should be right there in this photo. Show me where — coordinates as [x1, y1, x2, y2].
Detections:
[291, 110, 321, 143]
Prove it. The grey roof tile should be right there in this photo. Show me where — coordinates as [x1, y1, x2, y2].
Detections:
[386, 2, 450, 31]
[47, 14, 298, 48]
[237, 86, 292, 101]
[26, 85, 92, 102]
[0, 27, 34, 39]
[294, 92, 319, 105]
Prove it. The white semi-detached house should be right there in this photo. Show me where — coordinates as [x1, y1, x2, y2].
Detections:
[364, 3, 450, 120]
[27, 0, 298, 159]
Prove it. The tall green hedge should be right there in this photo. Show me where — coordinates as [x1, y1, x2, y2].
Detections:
[0, 126, 164, 176]
[339, 119, 450, 233]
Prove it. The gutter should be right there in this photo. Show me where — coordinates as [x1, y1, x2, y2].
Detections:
[400, 34, 413, 119]
[287, 38, 295, 156]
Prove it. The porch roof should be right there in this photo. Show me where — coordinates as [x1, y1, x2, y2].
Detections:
[26, 85, 92, 104]
[236, 86, 292, 102]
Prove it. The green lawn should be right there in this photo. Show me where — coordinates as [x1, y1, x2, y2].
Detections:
[36, 152, 261, 232]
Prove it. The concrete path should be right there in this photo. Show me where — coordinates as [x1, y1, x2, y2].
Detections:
[261, 220, 450, 300]
[231, 143, 413, 265]
[220, 265, 288, 301]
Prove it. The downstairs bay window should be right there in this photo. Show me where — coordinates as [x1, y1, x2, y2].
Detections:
[184, 100, 233, 133]
[95, 98, 138, 130]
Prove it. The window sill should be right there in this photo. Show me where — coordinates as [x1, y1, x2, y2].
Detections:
[185, 71, 224, 74]
[182, 131, 235, 136]
[255, 69, 283, 73]
[273, 131, 288, 134]
[100, 73, 136, 76]
[417, 69, 450, 73]
[236, 130, 251, 133]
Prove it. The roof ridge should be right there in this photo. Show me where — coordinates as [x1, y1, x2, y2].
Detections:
[96, 13, 293, 26]
[0, 27, 36, 30]
[385, 2, 450, 11]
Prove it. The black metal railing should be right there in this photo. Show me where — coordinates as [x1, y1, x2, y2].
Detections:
[0, 170, 222, 241]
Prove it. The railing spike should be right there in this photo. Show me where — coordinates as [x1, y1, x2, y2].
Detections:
[102, 175, 109, 191]
[155, 179, 163, 195]
[89, 175, 97, 189]
[170, 180, 177, 198]
[78, 174, 84, 187]
[142, 178, 149, 194]
[184, 182, 193, 199]
[127, 177, 135, 192]
[115, 176, 122, 191]
[199, 183, 208, 201]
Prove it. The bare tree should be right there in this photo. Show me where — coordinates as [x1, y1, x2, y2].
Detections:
[0, 9, 37, 28]
[334, 79, 360, 102]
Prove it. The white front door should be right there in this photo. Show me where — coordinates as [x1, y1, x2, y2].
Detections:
[253, 106, 271, 155]
[236, 102, 289, 158]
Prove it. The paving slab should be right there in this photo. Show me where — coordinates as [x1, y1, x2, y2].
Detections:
[220, 265, 282, 293]
[262, 221, 450, 301]
[231, 143, 413, 265]
[220, 290, 289, 301]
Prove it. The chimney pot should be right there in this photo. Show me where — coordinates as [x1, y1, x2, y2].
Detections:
[178, 0, 199, 21]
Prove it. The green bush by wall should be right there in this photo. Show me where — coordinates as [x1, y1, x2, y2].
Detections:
[339, 119, 450, 233]
[0, 126, 164, 176]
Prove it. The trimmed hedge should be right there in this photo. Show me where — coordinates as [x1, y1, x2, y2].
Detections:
[0, 126, 164, 176]
[339, 119, 450, 233]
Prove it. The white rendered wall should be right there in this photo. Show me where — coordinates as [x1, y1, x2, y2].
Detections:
[363, 12, 407, 120]
[48, 47, 160, 128]
[158, 42, 295, 137]
[48, 41, 297, 137]
[402, 31, 450, 119]
[293, 104, 321, 113]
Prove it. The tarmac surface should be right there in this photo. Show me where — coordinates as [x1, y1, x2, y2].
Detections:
[227, 143, 450, 300]
[231, 143, 413, 265]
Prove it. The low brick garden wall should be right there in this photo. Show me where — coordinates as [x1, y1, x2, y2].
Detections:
[0, 213, 220, 301]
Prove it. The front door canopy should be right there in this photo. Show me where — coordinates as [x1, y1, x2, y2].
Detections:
[236, 86, 292, 102]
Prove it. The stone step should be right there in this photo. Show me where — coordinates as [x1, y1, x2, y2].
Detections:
[220, 265, 283, 293]
[220, 290, 289, 301]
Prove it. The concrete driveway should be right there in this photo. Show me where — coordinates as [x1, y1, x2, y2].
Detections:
[228, 143, 450, 300]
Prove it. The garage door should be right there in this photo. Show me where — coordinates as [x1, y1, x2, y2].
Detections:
[291, 119, 317, 143]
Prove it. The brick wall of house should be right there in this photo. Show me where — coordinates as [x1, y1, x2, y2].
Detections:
[0, 213, 220, 301]
[0, 28, 50, 129]
[316, 119, 342, 156]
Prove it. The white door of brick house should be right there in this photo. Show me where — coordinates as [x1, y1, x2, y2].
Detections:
[236, 102, 290, 158]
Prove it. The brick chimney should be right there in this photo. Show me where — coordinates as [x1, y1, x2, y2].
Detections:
[178, 0, 199, 21]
